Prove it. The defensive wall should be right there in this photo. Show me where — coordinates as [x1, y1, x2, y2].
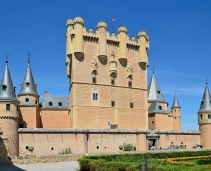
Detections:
[19, 128, 200, 156]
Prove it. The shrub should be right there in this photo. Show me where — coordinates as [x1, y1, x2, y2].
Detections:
[58, 147, 72, 154]
[121, 142, 136, 151]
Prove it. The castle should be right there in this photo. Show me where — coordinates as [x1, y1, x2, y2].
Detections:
[0, 17, 209, 157]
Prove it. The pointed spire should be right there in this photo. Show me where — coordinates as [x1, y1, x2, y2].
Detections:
[18, 57, 39, 97]
[172, 94, 181, 108]
[198, 84, 211, 112]
[0, 60, 18, 101]
[148, 72, 165, 102]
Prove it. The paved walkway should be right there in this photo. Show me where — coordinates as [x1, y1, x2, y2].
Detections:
[0, 161, 80, 171]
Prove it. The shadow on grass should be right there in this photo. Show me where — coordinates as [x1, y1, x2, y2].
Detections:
[196, 159, 211, 165]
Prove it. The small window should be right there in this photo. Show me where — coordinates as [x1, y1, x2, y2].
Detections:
[92, 77, 96, 84]
[26, 146, 28, 150]
[6, 104, 10, 111]
[128, 81, 132, 88]
[19, 124, 24, 128]
[208, 114, 211, 119]
[96, 145, 99, 149]
[58, 102, 62, 106]
[108, 122, 110, 126]
[26, 82, 30, 87]
[49, 102, 53, 106]
[130, 102, 134, 108]
[25, 98, 29, 102]
[175, 117, 176, 119]
[93, 93, 98, 100]
[201, 101, 204, 105]
[2, 85, 7, 91]
[152, 121, 154, 125]
[35, 100, 37, 104]
[111, 101, 115, 107]
[51, 147, 54, 150]
[174, 109, 176, 112]
[111, 79, 115, 85]
[200, 114, 202, 119]
[16, 106, 19, 111]
[157, 91, 160, 94]
[158, 106, 162, 110]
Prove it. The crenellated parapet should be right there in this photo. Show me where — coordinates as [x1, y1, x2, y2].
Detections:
[65, 17, 149, 77]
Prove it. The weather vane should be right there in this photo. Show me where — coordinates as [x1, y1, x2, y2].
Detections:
[4, 52, 9, 63]
[28, 51, 30, 64]
[206, 77, 209, 85]
[152, 67, 155, 73]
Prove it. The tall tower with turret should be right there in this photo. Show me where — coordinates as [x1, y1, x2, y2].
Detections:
[18, 59, 40, 128]
[0, 59, 19, 156]
[66, 17, 149, 129]
[171, 94, 181, 130]
[198, 83, 211, 148]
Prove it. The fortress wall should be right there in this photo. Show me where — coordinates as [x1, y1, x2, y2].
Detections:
[19, 129, 200, 156]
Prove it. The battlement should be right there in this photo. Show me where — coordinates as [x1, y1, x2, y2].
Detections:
[65, 17, 150, 77]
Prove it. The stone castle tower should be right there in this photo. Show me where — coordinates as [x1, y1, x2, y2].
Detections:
[18, 59, 40, 128]
[65, 17, 149, 129]
[0, 60, 20, 156]
[198, 83, 211, 148]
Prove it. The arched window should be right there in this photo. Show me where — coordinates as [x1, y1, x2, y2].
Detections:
[25, 98, 29, 102]
[26, 82, 30, 87]
[92, 89, 99, 100]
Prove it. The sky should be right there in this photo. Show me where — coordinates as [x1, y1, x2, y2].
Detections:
[0, 0, 211, 130]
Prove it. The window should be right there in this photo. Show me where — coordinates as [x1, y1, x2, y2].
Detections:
[93, 93, 98, 100]
[92, 77, 96, 84]
[49, 102, 53, 106]
[51, 147, 54, 150]
[201, 101, 204, 105]
[16, 106, 19, 111]
[200, 114, 202, 119]
[152, 121, 154, 125]
[6, 104, 10, 111]
[158, 106, 162, 110]
[26, 82, 30, 87]
[35, 100, 37, 104]
[108, 122, 111, 126]
[58, 102, 62, 106]
[130, 102, 134, 108]
[208, 114, 211, 119]
[157, 91, 160, 94]
[25, 98, 29, 102]
[19, 124, 24, 128]
[26, 146, 28, 150]
[128, 81, 132, 88]
[111, 101, 115, 107]
[2, 85, 7, 91]
[96, 145, 99, 149]
[175, 117, 177, 119]
[111, 79, 115, 85]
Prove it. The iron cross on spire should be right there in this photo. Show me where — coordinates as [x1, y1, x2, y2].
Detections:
[206, 77, 209, 85]
[28, 51, 30, 64]
[4, 52, 9, 63]
[152, 67, 155, 73]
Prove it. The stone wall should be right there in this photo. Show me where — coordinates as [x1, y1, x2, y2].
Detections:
[19, 128, 200, 156]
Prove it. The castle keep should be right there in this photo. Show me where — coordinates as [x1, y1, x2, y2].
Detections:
[0, 17, 208, 158]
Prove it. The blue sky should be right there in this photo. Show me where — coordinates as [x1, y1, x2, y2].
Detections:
[0, 0, 211, 130]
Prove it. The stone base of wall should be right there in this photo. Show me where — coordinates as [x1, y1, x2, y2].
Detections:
[10, 154, 83, 164]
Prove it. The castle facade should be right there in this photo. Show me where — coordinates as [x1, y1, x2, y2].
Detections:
[0, 17, 207, 157]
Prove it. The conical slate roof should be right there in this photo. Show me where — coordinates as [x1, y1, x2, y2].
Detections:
[148, 101, 168, 114]
[0, 62, 18, 101]
[18, 61, 39, 97]
[172, 95, 181, 108]
[148, 73, 165, 102]
[198, 84, 211, 112]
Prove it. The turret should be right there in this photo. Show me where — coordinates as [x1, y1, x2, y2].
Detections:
[198, 83, 211, 148]
[171, 94, 181, 130]
[18, 59, 40, 128]
[66, 19, 74, 77]
[117, 26, 127, 66]
[137, 31, 149, 69]
[73, 17, 84, 60]
[0, 59, 19, 156]
[97, 21, 107, 62]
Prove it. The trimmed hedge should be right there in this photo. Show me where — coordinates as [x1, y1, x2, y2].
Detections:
[78, 150, 211, 171]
